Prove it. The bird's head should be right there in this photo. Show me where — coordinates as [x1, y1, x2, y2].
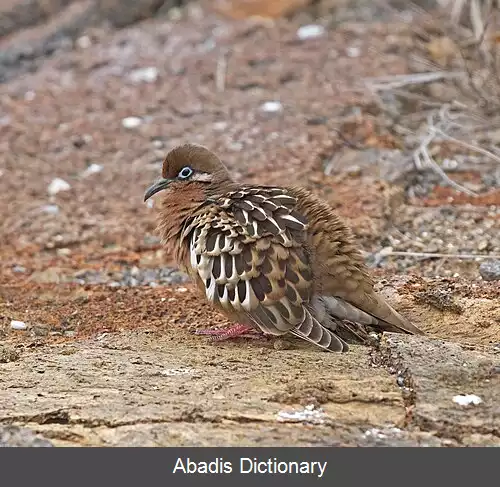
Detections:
[144, 144, 231, 202]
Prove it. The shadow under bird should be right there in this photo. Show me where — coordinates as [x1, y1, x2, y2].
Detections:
[144, 144, 424, 352]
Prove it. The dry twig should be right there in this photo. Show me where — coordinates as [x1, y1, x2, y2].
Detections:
[413, 109, 478, 196]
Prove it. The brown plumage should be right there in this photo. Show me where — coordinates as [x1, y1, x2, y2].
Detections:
[144, 143, 424, 352]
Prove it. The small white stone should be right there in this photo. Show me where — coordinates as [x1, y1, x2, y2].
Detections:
[129, 67, 158, 84]
[213, 121, 228, 132]
[24, 91, 35, 101]
[297, 24, 325, 40]
[452, 394, 483, 406]
[40, 204, 59, 214]
[81, 164, 103, 178]
[76, 36, 91, 49]
[260, 101, 283, 113]
[48, 178, 71, 195]
[146, 199, 154, 208]
[122, 117, 143, 129]
[176, 287, 188, 293]
[10, 320, 27, 330]
[346, 46, 361, 58]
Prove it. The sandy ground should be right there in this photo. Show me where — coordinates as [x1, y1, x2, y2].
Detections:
[0, 0, 499, 446]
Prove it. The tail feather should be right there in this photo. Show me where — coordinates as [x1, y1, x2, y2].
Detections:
[321, 293, 424, 336]
[292, 310, 349, 352]
[377, 302, 424, 335]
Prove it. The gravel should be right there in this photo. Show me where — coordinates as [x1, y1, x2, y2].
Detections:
[73, 266, 189, 287]
[479, 260, 500, 281]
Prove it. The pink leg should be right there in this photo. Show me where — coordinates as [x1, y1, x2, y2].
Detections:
[194, 324, 264, 341]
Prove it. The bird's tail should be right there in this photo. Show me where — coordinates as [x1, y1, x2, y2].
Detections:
[291, 309, 349, 352]
[320, 295, 424, 336]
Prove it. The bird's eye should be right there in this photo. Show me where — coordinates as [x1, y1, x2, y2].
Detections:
[178, 166, 193, 179]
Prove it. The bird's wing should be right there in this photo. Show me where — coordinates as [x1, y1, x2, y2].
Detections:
[289, 186, 424, 336]
[185, 186, 348, 352]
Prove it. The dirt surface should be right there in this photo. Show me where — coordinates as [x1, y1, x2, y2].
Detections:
[1, 0, 499, 446]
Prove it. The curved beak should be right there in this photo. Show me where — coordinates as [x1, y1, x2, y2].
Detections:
[144, 178, 171, 202]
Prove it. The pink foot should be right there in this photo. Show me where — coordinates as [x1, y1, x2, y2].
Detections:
[194, 324, 263, 341]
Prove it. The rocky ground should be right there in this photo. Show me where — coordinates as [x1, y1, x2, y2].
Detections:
[0, 0, 499, 446]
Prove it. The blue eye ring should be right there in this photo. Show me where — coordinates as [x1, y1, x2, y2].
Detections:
[178, 166, 193, 179]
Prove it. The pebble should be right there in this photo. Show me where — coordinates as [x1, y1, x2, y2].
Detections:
[40, 204, 60, 214]
[260, 101, 282, 113]
[10, 320, 27, 331]
[128, 67, 158, 84]
[479, 260, 500, 281]
[297, 24, 325, 40]
[76, 36, 91, 49]
[452, 394, 483, 406]
[122, 116, 143, 129]
[477, 240, 489, 251]
[346, 46, 361, 58]
[80, 164, 103, 178]
[47, 178, 71, 195]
